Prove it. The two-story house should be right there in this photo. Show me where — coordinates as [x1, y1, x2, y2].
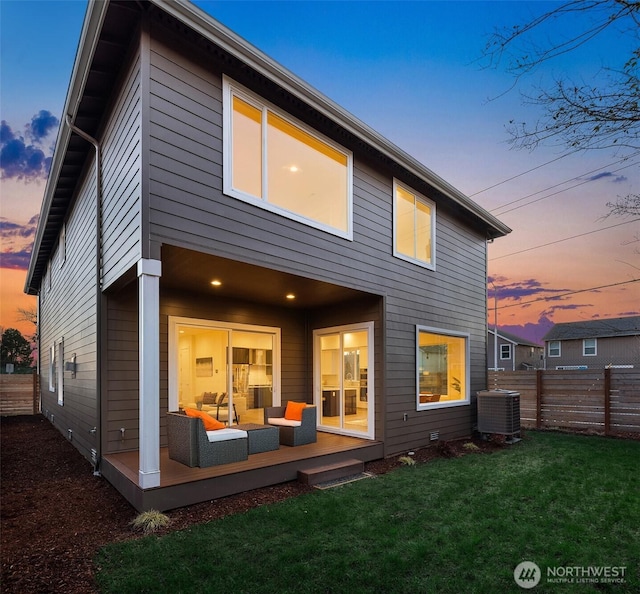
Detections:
[488, 329, 544, 370]
[25, 0, 510, 511]
[543, 316, 640, 369]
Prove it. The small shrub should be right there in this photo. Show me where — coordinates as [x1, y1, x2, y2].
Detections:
[131, 510, 171, 535]
[463, 442, 480, 452]
[398, 455, 416, 466]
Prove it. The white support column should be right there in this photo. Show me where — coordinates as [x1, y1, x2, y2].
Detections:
[137, 258, 162, 488]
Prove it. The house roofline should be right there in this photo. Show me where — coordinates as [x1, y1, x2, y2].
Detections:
[157, 0, 510, 238]
[24, 0, 109, 295]
[25, 0, 511, 294]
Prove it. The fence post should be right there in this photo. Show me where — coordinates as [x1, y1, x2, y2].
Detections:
[604, 367, 611, 436]
[536, 369, 543, 429]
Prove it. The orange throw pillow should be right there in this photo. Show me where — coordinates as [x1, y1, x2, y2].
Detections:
[184, 408, 225, 431]
[284, 401, 306, 421]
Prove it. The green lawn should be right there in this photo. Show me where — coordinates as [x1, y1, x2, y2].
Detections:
[95, 431, 640, 593]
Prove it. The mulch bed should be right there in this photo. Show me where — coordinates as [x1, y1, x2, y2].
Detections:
[2, 414, 508, 593]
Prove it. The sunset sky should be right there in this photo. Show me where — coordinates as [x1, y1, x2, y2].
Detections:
[1, 0, 638, 344]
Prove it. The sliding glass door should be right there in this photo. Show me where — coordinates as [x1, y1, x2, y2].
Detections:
[169, 317, 280, 425]
[314, 322, 374, 439]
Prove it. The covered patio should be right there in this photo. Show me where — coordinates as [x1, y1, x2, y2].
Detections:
[102, 432, 384, 511]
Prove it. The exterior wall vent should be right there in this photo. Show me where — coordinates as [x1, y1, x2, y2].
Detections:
[430, 431, 439, 441]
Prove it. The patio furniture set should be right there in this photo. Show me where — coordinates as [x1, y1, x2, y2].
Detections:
[167, 403, 317, 468]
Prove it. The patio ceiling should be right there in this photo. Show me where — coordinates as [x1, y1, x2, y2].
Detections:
[160, 245, 372, 309]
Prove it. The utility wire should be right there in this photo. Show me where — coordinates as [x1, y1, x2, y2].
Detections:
[490, 219, 640, 260]
[496, 279, 640, 310]
[469, 150, 579, 197]
[492, 160, 639, 216]
[485, 151, 640, 214]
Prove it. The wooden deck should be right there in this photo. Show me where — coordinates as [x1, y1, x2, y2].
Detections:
[102, 432, 384, 511]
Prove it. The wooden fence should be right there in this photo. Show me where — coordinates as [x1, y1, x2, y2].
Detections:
[0, 372, 39, 416]
[488, 368, 640, 435]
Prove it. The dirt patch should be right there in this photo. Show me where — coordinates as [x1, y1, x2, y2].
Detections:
[2, 415, 504, 593]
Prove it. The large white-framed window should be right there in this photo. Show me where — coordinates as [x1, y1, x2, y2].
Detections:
[393, 179, 436, 269]
[223, 76, 353, 240]
[168, 317, 281, 424]
[417, 326, 469, 410]
[583, 338, 597, 356]
[548, 341, 561, 357]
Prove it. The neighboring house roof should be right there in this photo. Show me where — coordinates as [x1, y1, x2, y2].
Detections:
[489, 328, 541, 348]
[543, 316, 640, 341]
[25, 0, 510, 295]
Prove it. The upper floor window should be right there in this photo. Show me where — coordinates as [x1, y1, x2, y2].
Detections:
[393, 180, 435, 269]
[500, 344, 511, 360]
[583, 338, 597, 356]
[223, 77, 353, 239]
[58, 223, 66, 269]
[548, 341, 561, 357]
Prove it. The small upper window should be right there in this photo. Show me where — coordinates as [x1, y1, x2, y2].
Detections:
[500, 344, 511, 360]
[58, 223, 66, 268]
[583, 338, 597, 356]
[548, 341, 561, 357]
[223, 77, 352, 239]
[393, 180, 435, 269]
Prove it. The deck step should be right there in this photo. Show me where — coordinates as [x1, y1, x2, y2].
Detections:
[297, 458, 364, 486]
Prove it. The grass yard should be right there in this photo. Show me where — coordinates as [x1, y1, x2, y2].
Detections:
[95, 431, 640, 593]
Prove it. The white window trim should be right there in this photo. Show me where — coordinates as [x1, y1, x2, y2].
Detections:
[416, 325, 469, 411]
[393, 179, 436, 270]
[548, 341, 561, 357]
[48, 343, 56, 392]
[500, 344, 512, 360]
[222, 75, 354, 240]
[583, 338, 597, 356]
[56, 338, 64, 405]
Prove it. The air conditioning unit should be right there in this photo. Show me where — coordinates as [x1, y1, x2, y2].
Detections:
[477, 390, 521, 440]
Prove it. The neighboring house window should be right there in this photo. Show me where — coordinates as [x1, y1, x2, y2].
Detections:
[223, 77, 353, 239]
[500, 344, 511, 360]
[548, 341, 561, 357]
[417, 326, 469, 410]
[393, 180, 436, 269]
[583, 338, 597, 356]
[49, 343, 56, 392]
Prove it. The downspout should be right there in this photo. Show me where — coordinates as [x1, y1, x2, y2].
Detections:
[65, 114, 102, 476]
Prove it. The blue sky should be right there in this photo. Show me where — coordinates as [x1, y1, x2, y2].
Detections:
[1, 0, 638, 342]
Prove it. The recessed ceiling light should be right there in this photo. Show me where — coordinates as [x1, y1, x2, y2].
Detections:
[286, 293, 296, 300]
[211, 280, 222, 286]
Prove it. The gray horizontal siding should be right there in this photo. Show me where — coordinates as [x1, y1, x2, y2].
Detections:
[39, 160, 98, 463]
[101, 50, 142, 290]
[145, 23, 489, 454]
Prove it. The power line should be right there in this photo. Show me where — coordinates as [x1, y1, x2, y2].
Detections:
[469, 150, 579, 197]
[492, 160, 639, 216]
[490, 219, 640, 260]
[496, 279, 640, 310]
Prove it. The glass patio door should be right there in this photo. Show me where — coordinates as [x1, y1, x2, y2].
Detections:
[315, 322, 374, 439]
